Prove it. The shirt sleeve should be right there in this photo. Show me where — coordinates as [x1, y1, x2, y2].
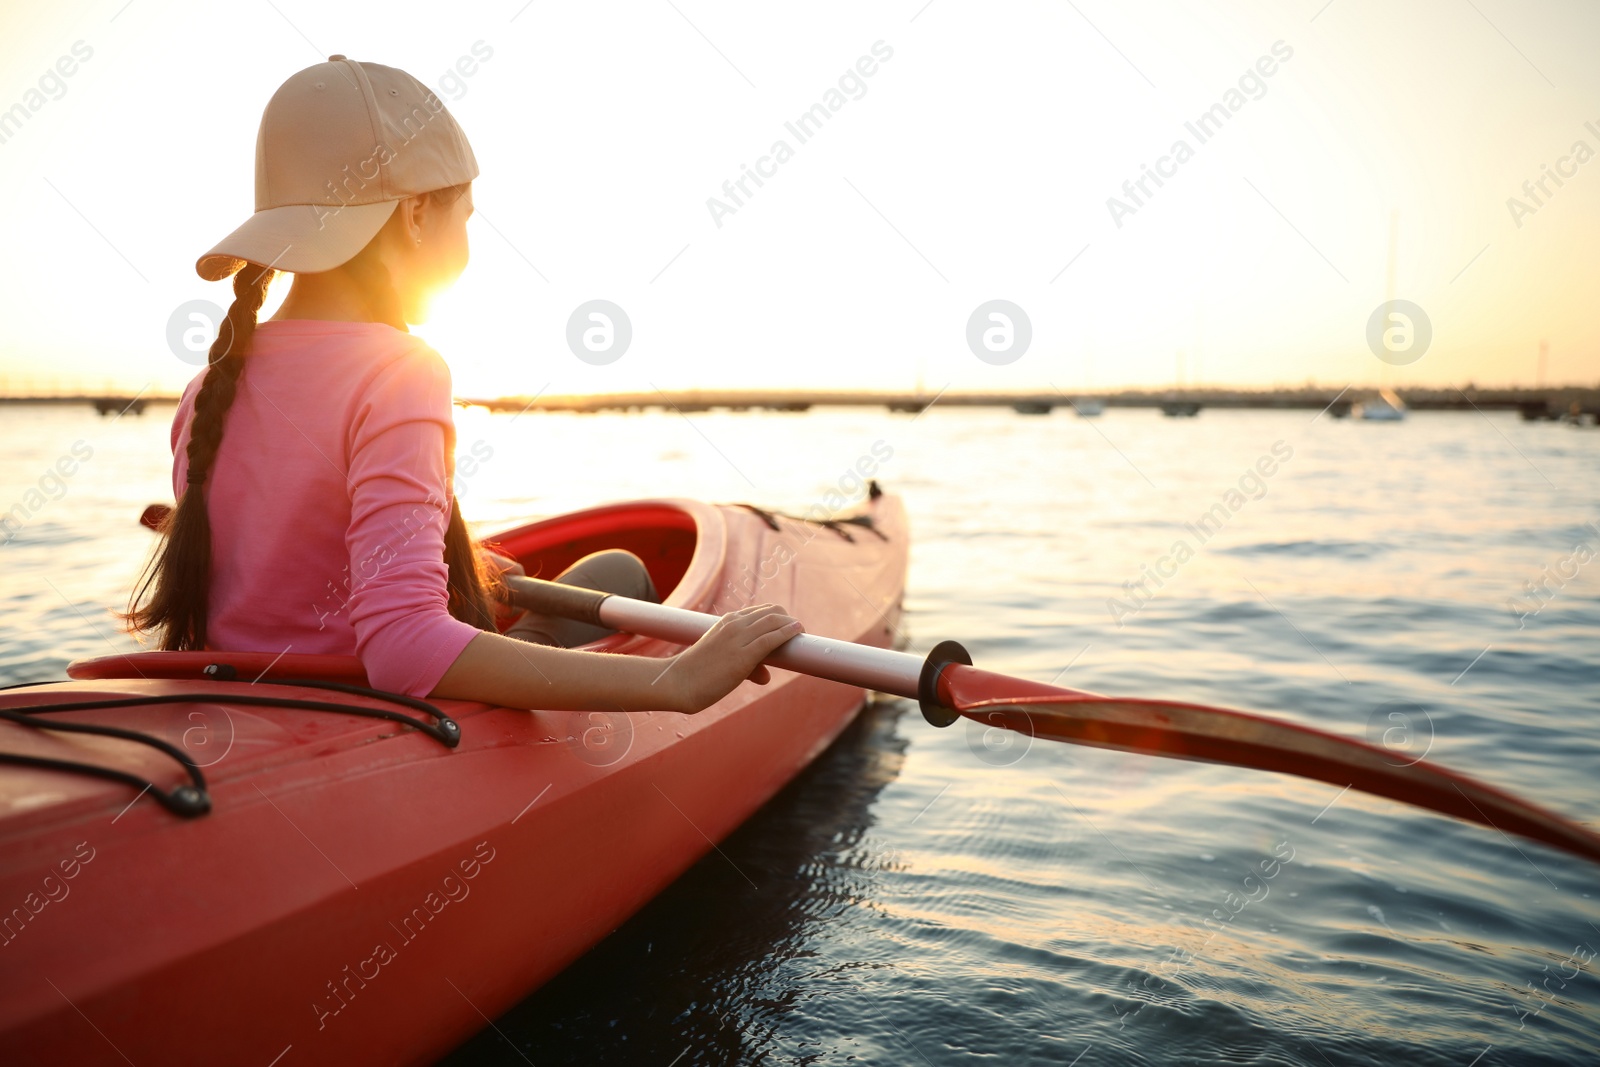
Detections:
[342, 342, 485, 697]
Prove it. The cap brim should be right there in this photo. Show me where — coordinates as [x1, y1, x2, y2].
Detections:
[195, 200, 400, 281]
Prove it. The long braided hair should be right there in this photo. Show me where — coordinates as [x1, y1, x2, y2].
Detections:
[125, 185, 499, 649]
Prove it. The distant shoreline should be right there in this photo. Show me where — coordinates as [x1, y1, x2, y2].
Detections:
[3, 386, 1597, 416]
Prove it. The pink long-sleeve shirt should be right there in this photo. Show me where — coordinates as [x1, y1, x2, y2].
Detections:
[171, 320, 484, 696]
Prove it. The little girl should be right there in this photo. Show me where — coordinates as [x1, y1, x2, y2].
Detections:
[126, 56, 800, 710]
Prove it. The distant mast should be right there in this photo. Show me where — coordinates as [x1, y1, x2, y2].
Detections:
[1353, 211, 1408, 421]
[1383, 210, 1398, 391]
[1386, 211, 1399, 305]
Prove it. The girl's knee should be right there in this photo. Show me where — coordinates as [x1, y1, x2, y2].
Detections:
[561, 550, 657, 602]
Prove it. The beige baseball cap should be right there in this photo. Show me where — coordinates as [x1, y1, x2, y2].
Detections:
[196, 56, 478, 282]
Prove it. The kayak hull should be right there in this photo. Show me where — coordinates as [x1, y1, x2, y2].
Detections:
[0, 493, 907, 1065]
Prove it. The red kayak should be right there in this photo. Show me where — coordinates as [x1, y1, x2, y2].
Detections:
[0, 492, 908, 1065]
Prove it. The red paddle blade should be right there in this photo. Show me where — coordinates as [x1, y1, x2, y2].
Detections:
[942, 666, 1600, 867]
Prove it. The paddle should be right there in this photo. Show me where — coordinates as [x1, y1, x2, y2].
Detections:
[133, 503, 1600, 866]
[502, 573, 1600, 868]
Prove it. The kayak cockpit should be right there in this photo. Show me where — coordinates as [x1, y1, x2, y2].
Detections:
[69, 499, 723, 686]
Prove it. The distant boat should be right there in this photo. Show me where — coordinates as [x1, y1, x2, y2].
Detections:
[1070, 397, 1104, 417]
[1012, 400, 1053, 415]
[1160, 400, 1201, 417]
[1353, 388, 1406, 421]
[92, 397, 146, 416]
[1519, 401, 1559, 421]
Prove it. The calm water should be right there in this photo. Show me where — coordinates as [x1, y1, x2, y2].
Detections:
[3, 403, 1598, 1065]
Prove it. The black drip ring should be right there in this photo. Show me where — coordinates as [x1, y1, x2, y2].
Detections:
[918, 640, 971, 728]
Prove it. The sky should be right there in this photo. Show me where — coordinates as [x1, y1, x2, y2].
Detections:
[0, 0, 1597, 399]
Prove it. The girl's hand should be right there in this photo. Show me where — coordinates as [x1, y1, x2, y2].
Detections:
[666, 604, 804, 713]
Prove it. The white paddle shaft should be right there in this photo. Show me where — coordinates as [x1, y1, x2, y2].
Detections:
[598, 596, 926, 699]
